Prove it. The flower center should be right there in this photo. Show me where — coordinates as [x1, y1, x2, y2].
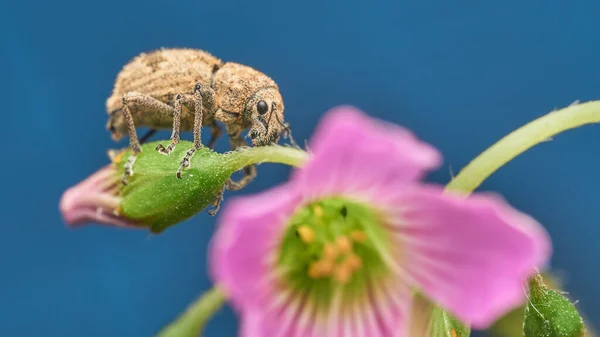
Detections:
[277, 197, 390, 310]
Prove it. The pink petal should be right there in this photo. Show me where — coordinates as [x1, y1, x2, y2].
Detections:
[239, 310, 265, 337]
[59, 164, 144, 229]
[292, 106, 442, 200]
[208, 182, 302, 312]
[387, 185, 551, 328]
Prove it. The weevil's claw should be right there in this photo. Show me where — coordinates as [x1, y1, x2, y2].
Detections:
[121, 155, 137, 185]
[207, 204, 221, 216]
[207, 186, 225, 216]
[287, 134, 298, 148]
[176, 148, 197, 179]
[176, 160, 187, 179]
[281, 127, 299, 148]
[156, 143, 176, 155]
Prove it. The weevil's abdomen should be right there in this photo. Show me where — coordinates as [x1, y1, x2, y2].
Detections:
[106, 48, 224, 113]
[212, 62, 278, 114]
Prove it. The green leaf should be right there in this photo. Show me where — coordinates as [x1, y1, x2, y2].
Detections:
[112, 140, 308, 233]
[523, 273, 586, 337]
[154, 286, 226, 337]
[428, 305, 471, 337]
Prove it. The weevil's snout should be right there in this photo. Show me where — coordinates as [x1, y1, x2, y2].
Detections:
[107, 109, 128, 141]
[249, 124, 281, 147]
[246, 88, 285, 146]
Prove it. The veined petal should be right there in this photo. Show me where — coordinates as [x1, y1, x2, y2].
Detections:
[292, 106, 442, 200]
[239, 310, 265, 337]
[209, 182, 302, 312]
[385, 184, 551, 328]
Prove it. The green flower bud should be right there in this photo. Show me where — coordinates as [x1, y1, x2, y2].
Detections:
[60, 140, 308, 233]
[428, 305, 471, 337]
[524, 273, 586, 337]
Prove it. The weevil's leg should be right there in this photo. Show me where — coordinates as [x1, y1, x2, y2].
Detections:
[120, 92, 175, 185]
[156, 94, 183, 155]
[204, 122, 224, 215]
[207, 121, 222, 149]
[175, 93, 202, 179]
[282, 123, 298, 148]
[176, 83, 217, 179]
[207, 185, 225, 216]
[140, 129, 157, 144]
[275, 114, 298, 148]
[120, 93, 142, 185]
[225, 127, 257, 191]
[226, 165, 257, 190]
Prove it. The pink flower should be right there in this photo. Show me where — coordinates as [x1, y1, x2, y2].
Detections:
[209, 106, 551, 336]
[60, 164, 144, 229]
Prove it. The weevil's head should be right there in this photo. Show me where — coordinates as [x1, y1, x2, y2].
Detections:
[244, 87, 287, 146]
[107, 109, 128, 141]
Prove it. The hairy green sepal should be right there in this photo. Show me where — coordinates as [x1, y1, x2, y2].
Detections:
[114, 140, 308, 233]
[523, 274, 586, 337]
[428, 306, 471, 337]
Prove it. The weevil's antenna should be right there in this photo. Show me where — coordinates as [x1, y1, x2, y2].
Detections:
[275, 113, 298, 148]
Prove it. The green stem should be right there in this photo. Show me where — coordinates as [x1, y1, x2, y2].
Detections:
[434, 100, 600, 335]
[223, 145, 309, 169]
[155, 286, 226, 337]
[445, 100, 600, 193]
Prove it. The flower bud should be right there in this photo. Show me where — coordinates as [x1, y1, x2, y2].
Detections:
[523, 273, 586, 337]
[113, 142, 232, 233]
[60, 140, 309, 233]
[428, 305, 471, 337]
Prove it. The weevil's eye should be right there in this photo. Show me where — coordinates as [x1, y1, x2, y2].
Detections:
[257, 100, 269, 115]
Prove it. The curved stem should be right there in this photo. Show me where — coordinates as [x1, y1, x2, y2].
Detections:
[445, 100, 600, 193]
[434, 100, 600, 334]
[155, 286, 226, 337]
[223, 145, 309, 169]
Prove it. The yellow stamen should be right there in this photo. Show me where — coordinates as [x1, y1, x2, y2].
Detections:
[323, 242, 339, 260]
[333, 264, 352, 284]
[308, 259, 334, 278]
[308, 262, 321, 278]
[317, 259, 334, 276]
[296, 225, 315, 243]
[344, 253, 363, 272]
[349, 230, 368, 243]
[313, 205, 324, 218]
[336, 236, 352, 253]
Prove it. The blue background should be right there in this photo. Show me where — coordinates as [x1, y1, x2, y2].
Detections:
[1, 0, 598, 336]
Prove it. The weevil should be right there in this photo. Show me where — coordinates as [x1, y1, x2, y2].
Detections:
[105, 48, 295, 213]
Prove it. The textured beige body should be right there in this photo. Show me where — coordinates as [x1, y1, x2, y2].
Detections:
[107, 48, 290, 202]
[211, 62, 278, 113]
[107, 48, 222, 111]
[106, 48, 223, 132]
[106, 48, 281, 138]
